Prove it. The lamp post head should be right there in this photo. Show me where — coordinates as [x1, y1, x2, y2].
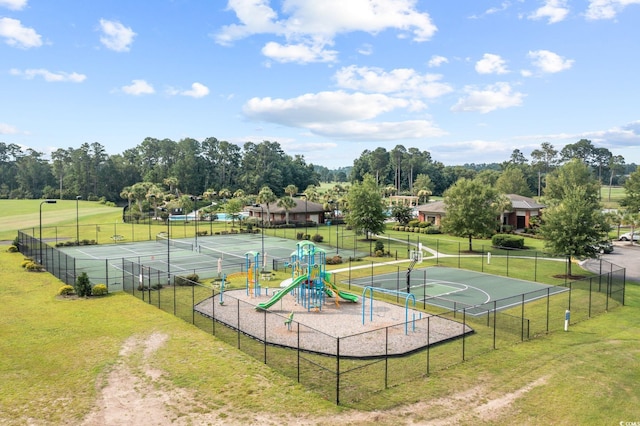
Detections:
[44, 199, 57, 204]
[76, 196, 82, 200]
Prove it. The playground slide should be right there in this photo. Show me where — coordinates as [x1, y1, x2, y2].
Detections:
[255, 275, 307, 310]
[322, 273, 358, 303]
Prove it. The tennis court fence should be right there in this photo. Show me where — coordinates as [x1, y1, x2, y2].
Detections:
[17, 229, 627, 405]
[117, 253, 625, 405]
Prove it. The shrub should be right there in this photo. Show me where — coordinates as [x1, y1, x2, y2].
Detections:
[21, 258, 33, 268]
[374, 240, 384, 253]
[296, 232, 304, 240]
[92, 284, 108, 296]
[74, 272, 92, 297]
[7, 245, 18, 253]
[326, 255, 343, 265]
[175, 273, 199, 286]
[58, 285, 75, 296]
[492, 234, 525, 249]
[25, 261, 44, 272]
[408, 219, 420, 228]
[425, 227, 442, 234]
[375, 250, 384, 257]
[311, 234, 324, 243]
[419, 221, 431, 228]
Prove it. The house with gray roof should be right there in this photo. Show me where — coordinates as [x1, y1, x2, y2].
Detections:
[415, 194, 545, 230]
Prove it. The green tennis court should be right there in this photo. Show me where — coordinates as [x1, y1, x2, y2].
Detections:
[348, 266, 569, 315]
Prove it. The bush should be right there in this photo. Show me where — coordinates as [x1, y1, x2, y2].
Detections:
[175, 273, 199, 286]
[408, 219, 420, 228]
[25, 261, 44, 272]
[374, 240, 384, 253]
[21, 258, 33, 268]
[492, 234, 525, 249]
[7, 245, 18, 253]
[311, 234, 324, 243]
[326, 255, 343, 265]
[57, 285, 75, 296]
[296, 232, 304, 240]
[74, 272, 92, 297]
[92, 284, 108, 296]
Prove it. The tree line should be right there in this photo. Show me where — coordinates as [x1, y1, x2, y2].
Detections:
[350, 139, 636, 198]
[0, 136, 636, 203]
[0, 138, 319, 201]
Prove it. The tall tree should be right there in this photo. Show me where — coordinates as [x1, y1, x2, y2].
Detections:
[256, 186, 277, 224]
[538, 185, 609, 276]
[345, 174, 386, 240]
[530, 142, 558, 196]
[277, 196, 297, 225]
[621, 166, 640, 213]
[495, 167, 532, 196]
[539, 160, 608, 276]
[442, 178, 502, 251]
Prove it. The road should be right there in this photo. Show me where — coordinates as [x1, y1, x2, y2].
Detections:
[583, 241, 640, 283]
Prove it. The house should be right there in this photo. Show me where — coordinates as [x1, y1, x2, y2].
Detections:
[245, 198, 326, 225]
[415, 194, 545, 230]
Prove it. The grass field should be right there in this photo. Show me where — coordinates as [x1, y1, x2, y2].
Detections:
[1, 200, 639, 424]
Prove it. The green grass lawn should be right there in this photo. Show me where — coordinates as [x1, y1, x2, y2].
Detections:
[2, 200, 640, 424]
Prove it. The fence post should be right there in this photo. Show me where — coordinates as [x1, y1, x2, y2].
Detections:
[493, 301, 497, 350]
[462, 308, 466, 361]
[426, 316, 430, 375]
[521, 294, 525, 341]
[336, 337, 340, 405]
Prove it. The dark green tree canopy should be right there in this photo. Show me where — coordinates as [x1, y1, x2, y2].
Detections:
[345, 174, 387, 240]
[442, 178, 502, 251]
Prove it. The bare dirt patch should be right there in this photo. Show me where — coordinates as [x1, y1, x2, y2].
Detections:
[80, 333, 550, 425]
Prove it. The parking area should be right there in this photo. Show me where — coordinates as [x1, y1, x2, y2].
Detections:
[583, 241, 640, 283]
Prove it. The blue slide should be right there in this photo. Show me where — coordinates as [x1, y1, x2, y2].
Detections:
[255, 275, 307, 310]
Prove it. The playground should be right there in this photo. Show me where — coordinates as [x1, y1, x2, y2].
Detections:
[194, 241, 472, 358]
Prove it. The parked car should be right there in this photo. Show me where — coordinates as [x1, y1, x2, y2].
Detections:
[618, 232, 639, 242]
[594, 241, 614, 254]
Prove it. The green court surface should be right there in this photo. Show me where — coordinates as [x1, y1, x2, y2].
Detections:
[56, 234, 344, 288]
[348, 266, 568, 315]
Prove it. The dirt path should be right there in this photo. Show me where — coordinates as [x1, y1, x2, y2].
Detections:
[79, 333, 549, 425]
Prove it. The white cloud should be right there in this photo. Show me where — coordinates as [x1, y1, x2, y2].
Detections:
[581, 120, 640, 148]
[0, 0, 27, 10]
[242, 90, 445, 140]
[167, 82, 210, 98]
[121, 79, 154, 95]
[475, 53, 509, 74]
[216, 0, 437, 63]
[586, 0, 640, 20]
[451, 82, 525, 113]
[261, 41, 338, 63]
[528, 0, 570, 24]
[10, 68, 86, 82]
[0, 122, 19, 134]
[528, 49, 574, 73]
[428, 55, 448, 68]
[98, 19, 136, 52]
[334, 65, 453, 99]
[357, 43, 373, 55]
[307, 120, 446, 140]
[0, 17, 42, 48]
[469, 2, 512, 19]
[244, 91, 411, 125]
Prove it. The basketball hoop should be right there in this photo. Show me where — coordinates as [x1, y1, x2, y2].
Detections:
[409, 250, 423, 263]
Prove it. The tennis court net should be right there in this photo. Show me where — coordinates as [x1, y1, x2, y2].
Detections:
[156, 235, 194, 252]
[199, 245, 246, 262]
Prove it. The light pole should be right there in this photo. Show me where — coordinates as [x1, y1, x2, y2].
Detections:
[148, 194, 156, 240]
[75, 196, 81, 244]
[254, 204, 265, 271]
[39, 199, 57, 264]
[159, 207, 171, 286]
[296, 194, 308, 237]
[190, 196, 202, 247]
[335, 200, 339, 254]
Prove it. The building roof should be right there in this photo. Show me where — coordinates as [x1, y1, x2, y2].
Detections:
[506, 194, 545, 210]
[416, 194, 545, 215]
[245, 198, 325, 214]
[415, 200, 446, 214]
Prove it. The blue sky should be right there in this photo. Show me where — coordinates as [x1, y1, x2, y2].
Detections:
[1, 0, 640, 168]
